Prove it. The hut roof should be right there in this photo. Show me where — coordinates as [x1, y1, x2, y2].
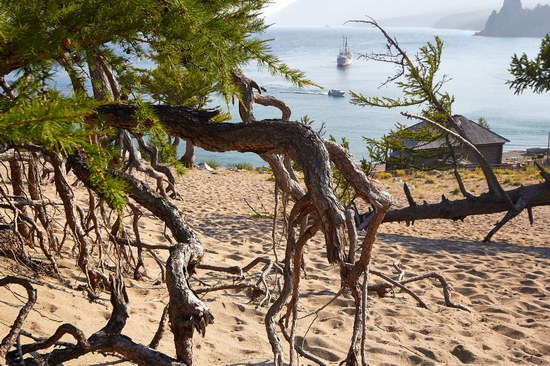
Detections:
[403, 115, 509, 150]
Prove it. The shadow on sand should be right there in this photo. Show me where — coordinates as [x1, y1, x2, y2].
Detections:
[377, 232, 550, 259]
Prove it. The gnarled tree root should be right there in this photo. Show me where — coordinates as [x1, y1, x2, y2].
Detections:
[4, 275, 185, 366]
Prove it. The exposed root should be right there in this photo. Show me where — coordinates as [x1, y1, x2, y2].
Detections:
[368, 268, 470, 312]
[0, 276, 37, 364]
[5, 274, 186, 366]
[149, 305, 170, 350]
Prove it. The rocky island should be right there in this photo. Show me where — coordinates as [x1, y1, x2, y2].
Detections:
[476, 0, 550, 37]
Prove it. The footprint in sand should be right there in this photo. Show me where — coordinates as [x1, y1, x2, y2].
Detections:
[492, 324, 526, 339]
[450, 344, 477, 364]
[408, 354, 436, 366]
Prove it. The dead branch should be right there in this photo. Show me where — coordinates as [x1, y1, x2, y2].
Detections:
[265, 195, 311, 366]
[535, 161, 550, 186]
[121, 130, 168, 198]
[137, 136, 178, 198]
[483, 195, 528, 243]
[0, 186, 59, 273]
[403, 183, 416, 207]
[370, 270, 428, 309]
[382, 182, 550, 233]
[368, 270, 470, 312]
[278, 318, 327, 366]
[28, 153, 60, 252]
[50, 153, 108, 292]
[0, 276, 37, 365]
[197, 256, 283, 278]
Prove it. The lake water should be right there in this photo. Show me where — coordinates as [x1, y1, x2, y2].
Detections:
[197, 26, 549, 166]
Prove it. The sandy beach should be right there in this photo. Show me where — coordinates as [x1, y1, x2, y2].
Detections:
[1, 167, 549, 365]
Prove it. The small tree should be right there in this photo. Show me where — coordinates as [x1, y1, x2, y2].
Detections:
[347, 18, 550, 244]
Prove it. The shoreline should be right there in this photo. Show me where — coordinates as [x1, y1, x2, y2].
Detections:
[192, 147, 550, 169]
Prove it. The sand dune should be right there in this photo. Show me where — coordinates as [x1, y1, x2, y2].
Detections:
[1, 168, 549, 365]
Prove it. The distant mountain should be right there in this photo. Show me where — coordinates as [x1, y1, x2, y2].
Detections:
[433, 10, 493, 31]
[380, 10, 492, 31]
[476, 0, 550, 37]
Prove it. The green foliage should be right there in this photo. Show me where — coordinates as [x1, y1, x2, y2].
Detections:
[1, 0, 313, 99]
[0, 0, 329, 231]
[364, 122, 450, 170]
[350, 24, 459, 170]
[509, 35, 550, 94]
[87, 148, 129, 212]
[359, 157, 375, 176]
[233, 162, 255, 171]
[0, 0, 310, 215]
[0, 92, 98, 154]
[351, 36, 453, 122]
[133, 102, 181, 167]
[477, 117, 491, 130]
[0, 91, 128, 211]
[204, 159, 220, 170]
[299, 115, 315, 127]
[329, 136, 356, 205]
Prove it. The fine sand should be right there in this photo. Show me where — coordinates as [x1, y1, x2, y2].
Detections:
[0, 168, 549, 365]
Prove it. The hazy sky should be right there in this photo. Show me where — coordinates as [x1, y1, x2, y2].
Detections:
[264, 0, 299, 15]
[265, 0, 550, 26]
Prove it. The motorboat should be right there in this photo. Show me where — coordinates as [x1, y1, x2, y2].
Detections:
[328, 89, 345, 97]
[337, 36, 352, 67]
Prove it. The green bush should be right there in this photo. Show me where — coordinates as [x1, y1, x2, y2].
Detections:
[234, 162, 254, 171]
[204, 159, 220, 169]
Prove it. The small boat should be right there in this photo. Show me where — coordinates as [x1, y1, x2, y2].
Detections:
[328, 89, 345, 97]
[337, 36, 352, 67]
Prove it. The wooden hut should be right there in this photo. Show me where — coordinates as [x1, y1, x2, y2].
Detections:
[389, 115, 509, 168]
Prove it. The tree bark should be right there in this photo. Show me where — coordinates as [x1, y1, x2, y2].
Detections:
[180, 141, 196, 168]
[9, 157, 31, 241]
[166, 243, 213, 364]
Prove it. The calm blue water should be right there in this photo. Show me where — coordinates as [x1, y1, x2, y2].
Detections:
[197, 26, 549, 166]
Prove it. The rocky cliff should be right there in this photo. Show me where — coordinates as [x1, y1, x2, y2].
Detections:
[476, 0, 550, 37]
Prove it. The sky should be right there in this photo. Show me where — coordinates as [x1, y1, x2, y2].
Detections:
[263, 0, 299, 15]
[264, 0, 550, 26]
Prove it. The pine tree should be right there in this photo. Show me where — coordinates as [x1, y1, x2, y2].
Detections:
[509, 35, 550, 94]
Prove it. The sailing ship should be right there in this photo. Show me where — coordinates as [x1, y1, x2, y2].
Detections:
[337, 36, 352, 67]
